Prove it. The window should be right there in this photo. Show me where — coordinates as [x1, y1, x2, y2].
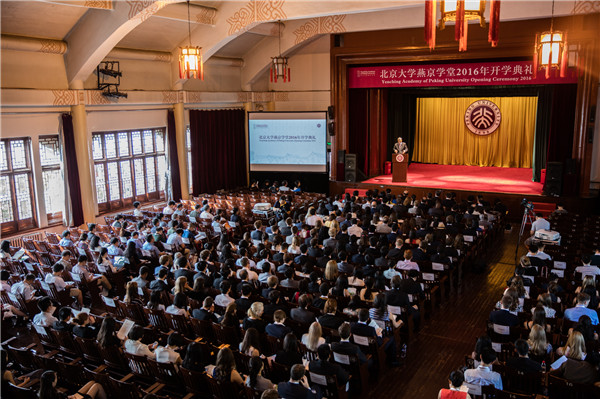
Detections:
[0, 138, 37, 235]
[39, 136, 64, 225]
[92, 128, 166, 213]
[186, 126, 192, 193]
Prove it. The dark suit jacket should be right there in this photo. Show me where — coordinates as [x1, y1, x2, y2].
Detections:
[291, 307, 316, 325]
[591, 254, 600, 266]
[192, 308, 218, 323]
[149, 279, 169, 292]
[337, 262, 354, 274]
[308, 359, 349, 385]
[318, 314, 344, 330]
[350, 322, 377, 338]
[506, 356, 542, 373]
[385, 288, 410, 307]
[489, 309, 519, 327]
[243, 317, 267, 333]
[401, 278, 424, 299]
[275, 350, 303, 369]
[331, 340, 367, 364]
[235, 297, 253, 316]
[387, 248, 404, 262]
[307, 247, 323, 258]
[278, 381, 321, 399]
[411, 248, 429, 262]
[265, 323, 292, 339]
[174, 268, 195, 282]
[52, 320, 73, 332]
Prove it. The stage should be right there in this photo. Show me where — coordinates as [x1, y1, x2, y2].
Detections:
[362, 163, 545, 195]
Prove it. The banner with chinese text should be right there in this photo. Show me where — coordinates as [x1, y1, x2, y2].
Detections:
[348, 61, 577, 88]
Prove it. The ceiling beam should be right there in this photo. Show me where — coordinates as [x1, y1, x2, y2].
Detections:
[64, 0, 184, 86]
[35, 0, 113, 10]
[153, 3, 217, 26]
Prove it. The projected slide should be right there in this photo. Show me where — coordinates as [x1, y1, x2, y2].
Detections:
[248, 112, 327, 172]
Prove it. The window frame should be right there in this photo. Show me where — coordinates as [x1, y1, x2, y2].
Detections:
[39, 135, 64, 225]
[92, 128, 166, 213]
[0, 137, 37, 235]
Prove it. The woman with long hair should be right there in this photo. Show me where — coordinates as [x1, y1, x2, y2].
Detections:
[239, 328, 261, 357]
[556, 330, 587, 359]
[288, 236, 301, 255]
[172, 276, 190, 296]
[146, 290, 165, 311]
[275, 333, 303, 369]
[324, 260, 338, 282]
[220, 302, 238, 328]
[245, 356, 275, 392]
[123, 281, 143, 305]
[534, 293, 556, 318]
[166, 293, 190, 317]
[97, 316, 120, 347]
[360, 276, 376, 302]
[182, 342, 212, 372]
[369, 293, 403, 329]
[528, 324, 552, 361]
[38, 370, 106, 399]
[302, 321, 325, 352]
[526, 305, 551, 333]
[210, 347, 243, 385]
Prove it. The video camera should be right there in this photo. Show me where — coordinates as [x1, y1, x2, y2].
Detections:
[521, 198, 534, 211]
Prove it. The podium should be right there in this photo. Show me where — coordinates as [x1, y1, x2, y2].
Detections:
[392, 153, 408, 182]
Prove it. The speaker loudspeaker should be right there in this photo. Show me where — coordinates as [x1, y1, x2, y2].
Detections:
[543, 161, 563, 197]
[327, 106, 334, 120]
[345, 153, 357, 182]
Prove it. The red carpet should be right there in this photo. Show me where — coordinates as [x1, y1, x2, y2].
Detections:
[361, 163, 545, 195]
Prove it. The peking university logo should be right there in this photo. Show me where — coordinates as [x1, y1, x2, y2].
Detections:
[464, 99, 502, 136]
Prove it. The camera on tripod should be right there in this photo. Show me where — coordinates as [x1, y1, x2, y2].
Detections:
[521, 198, 534, 211]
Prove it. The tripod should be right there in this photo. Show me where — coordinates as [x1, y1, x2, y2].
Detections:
[515, 206, 535, 264]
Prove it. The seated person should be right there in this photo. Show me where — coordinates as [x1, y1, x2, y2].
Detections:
[317, 298, 344, 330]
[564, 293, 599, 325]
[275, 333, 304, 369]
[438, 370, 471, 399]
[52, 307, 73, 332]
[124, 325, 157, 359]
[156, 333, 184, 368]
[308, 344, 349, 386]
[464, 349, 503, 389]
[45, 263, 83, 306]
[266, 310, 292, 339]
[489, 295, 519, 327]
[331, 322, 367, 364]
[207, 347, 244, 386]
[277, 364, 321, 399]
[32, 296, 58, 327]
[506, 339, 542, 373]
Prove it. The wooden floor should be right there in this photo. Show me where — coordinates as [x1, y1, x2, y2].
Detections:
[368, 227, 522, 398]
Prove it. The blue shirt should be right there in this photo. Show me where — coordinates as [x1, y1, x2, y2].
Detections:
[142, 242, 160, 258]
[107, 245, 124, 256]
[59, 238, 73, 247]
[564, 305, 599, 325]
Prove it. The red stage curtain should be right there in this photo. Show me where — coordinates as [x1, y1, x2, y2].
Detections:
[61, 113, 84, 226]
[189, 109, 247, 195]
[349, 89, 388, 177]
[167, 110, 182, 201]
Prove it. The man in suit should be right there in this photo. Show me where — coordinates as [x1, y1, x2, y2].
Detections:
[266, 310, 293, 339]
[489, 295, 520, 327]
[235, 284, 253, 318]
[277, 364, 321, 399]
[308, 344, 349, 386]
[192, 297, 218, 323]
[506, 339, 542, 373]
[336, 252, 354, 274]
[307, 238, 323, 258]
[393, 137, 408, 154]
[291, 294, 316, 324]
[331, 322, 367, 364]
[149, 268, 169, 292]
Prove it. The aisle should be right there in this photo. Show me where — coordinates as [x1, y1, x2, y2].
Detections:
[368, 228, 521, 398]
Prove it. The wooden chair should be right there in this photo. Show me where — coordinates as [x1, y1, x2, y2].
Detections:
[180, 367, 212, 398]
[211, 323, 240, 347]
[119, 300, 148, 326]
[51, 329, 81, 358]
[31, 323, 59, 350]
[332, 350, 369, 393]
[4, 383, 38, 399]
[124, 353, 155, 381]
[4, 340, 38, 372]
[308, 371, 348, 399]
[144, 308, 171, 333]
[74, 336, 103, 366]
[108, 373, 164, 399]
[190, 318, 216, 343]
[464, 382, 496, 399]
[99, 344, 130, 373]
[492, 389, 537, 399]
[548, 374, 600, 399]
[351, 334, 387, 372]
[164, 312, 193, 338]
[205, 374, 246, 399]
[148, 358, 186, 391]
[495, 364, 543, 395]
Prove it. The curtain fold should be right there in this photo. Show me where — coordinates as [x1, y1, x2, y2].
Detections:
[167, 110, 182, 201]
[413, 96, 537, 168]
[61, 113, 84, 226]
[189, 109, 247, 195]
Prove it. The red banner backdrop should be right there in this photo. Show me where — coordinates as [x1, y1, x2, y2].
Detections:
[348, 61, 577, 88]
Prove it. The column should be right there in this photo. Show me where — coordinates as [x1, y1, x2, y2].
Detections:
[69, 103, 96, 223]
[173, 99, 189, 200]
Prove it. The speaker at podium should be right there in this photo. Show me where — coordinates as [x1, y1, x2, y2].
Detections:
[392, 153, 408, 182]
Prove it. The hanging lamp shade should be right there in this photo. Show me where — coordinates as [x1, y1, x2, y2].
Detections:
[179, 46, 204, 80]
[425, 0, 501, 52]
[532, 0, 568, 79]
[270, 55, 290, 83]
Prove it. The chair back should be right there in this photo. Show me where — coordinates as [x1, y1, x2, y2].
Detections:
[164, 312, 192, 337]
[74, 336, 103, 365]
[548, 374, 600, 399]
[206, 374, 244, 399]
[98, 343, 129, 372]
[180, 367, 211, 394]
[211, 323, 240, 347]
[308, 371, 346, 399]
[124, 352, 154, 379]
[144, 307, 171, 332]
[190, 318, 216, 343]
[148, 358, 185, 387]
